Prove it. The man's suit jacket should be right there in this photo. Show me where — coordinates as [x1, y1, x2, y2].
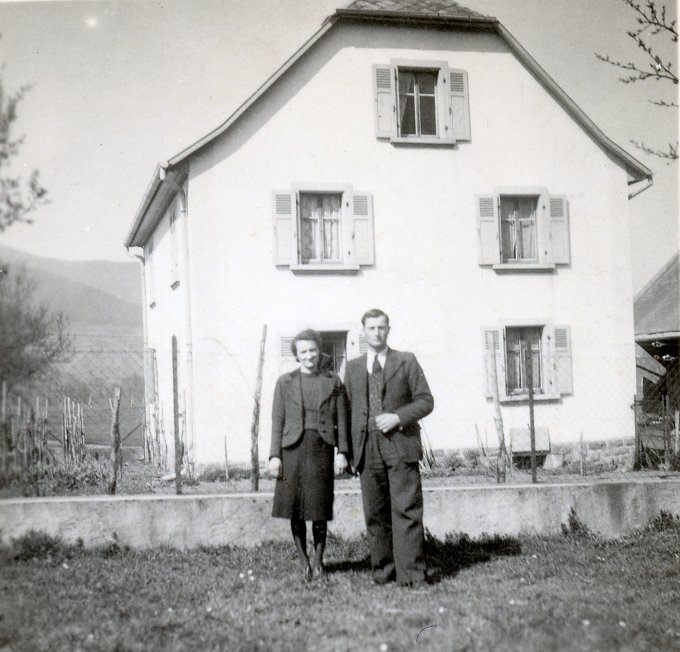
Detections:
[345, 349, 434, 470]
[269, 368, 349, 460]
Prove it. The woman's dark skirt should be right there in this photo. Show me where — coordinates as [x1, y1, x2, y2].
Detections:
[272, 429, 334, 521]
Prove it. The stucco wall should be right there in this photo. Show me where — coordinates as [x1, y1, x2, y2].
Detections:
[148, 24, 636, 466]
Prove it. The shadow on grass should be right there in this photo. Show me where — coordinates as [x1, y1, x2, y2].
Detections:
[425, 531, 522, 579]
[321, 531, 522, 580]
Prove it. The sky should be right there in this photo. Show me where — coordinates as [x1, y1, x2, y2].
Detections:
[0, 0, 677, 292]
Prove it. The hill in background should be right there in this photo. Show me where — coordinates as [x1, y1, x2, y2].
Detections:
[0, 244, 145, 444]
[0, 243, 143, 349]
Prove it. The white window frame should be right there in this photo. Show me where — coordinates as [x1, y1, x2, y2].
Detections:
[477, 187, 570, 271]
[373, 59, 470, 146]
[273, 184, 375, 273]
[484, 319, 565, 403]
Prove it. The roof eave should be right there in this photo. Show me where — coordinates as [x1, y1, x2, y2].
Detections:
[332, 8, 497, 28]
[124, 164, 186, 248]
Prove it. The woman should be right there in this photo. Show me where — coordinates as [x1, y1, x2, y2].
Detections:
[268, 329, 349, 580]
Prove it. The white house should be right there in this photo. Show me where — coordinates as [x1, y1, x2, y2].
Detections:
[125, 0, 652, 470]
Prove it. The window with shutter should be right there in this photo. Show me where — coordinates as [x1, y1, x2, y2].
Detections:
[273, 185, 374, 272]
[477, 189, 571, 270]
[373, 59, 469, 146]
[484, 322, 571, 402]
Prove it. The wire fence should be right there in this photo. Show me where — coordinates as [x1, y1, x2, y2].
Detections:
[2, 349, 144, 449]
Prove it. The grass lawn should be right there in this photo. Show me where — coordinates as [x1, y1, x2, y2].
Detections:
[1, 515, 679, 652]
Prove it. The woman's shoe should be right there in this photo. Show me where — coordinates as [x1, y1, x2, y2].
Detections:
[302, 564, 313, 582]
[312, 563, 327, 579]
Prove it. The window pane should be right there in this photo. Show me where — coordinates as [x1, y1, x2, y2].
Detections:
[500, 196, 538, 262]
[299, 194, 319, 263]
[399, 94, 416, 135]
[416, 71, 436, 94]
[398, 71, 415, 94]
[320, 194, 341, 261]
[505, 327, 542, 393]
[419, 96, 437, 135]
[299, 193, 341, 263]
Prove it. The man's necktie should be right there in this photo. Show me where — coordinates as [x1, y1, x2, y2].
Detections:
[372, 355, 382, 375]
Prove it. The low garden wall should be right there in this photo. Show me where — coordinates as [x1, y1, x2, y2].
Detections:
[1, 478, 679, 548]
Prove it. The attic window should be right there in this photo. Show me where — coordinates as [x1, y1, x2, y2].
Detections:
[373, 60, 470, 145]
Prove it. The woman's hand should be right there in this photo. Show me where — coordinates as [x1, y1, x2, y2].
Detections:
[334, 453, 348, 476]
[268, 457, 282, 479]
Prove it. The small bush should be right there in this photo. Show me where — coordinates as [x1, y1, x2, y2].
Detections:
[651, 511, 680, 532]
[463, 448, 481, 467]
[669, 452, 680, 472]
[10, 530, 80, 562]
[197, 465, 227, 483]
[561, 507, 593, 538]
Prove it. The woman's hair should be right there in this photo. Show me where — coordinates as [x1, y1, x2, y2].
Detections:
[291, 329, 323, 358]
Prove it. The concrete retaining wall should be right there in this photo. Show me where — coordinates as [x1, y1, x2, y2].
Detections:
[1, 480, 679, 549]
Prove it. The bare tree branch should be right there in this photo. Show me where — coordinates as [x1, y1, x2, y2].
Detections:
[596, 0, 678, 160]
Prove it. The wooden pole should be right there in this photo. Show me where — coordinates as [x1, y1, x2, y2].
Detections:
[579, 430, 585, 476]
[674, 410, 679, 454]
[489, 338, 508, 483]
[250, 325, 267, 492]
[109, 387, 122, 494]
[663, 395, 670, 470]
[172, 336, 183, 495]
[526, 351, 537, 483]
[224, 435, 230, 482]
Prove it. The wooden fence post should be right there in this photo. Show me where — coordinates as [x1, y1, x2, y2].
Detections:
[172, 336, 183, 495]
[250, 325, 267, 492]
[109, 387, 122, 494]
[526, 353, 537, 484]
[489, 337, 508, 483]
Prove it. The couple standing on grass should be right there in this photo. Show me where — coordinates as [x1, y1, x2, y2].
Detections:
[268, 308, 435, 587]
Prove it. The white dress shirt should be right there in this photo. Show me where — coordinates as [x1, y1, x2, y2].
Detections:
[366, 348, 388, 373]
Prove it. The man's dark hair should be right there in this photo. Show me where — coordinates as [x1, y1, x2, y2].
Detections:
[291, 329, 323, 358]
[361, 309, 390, 326]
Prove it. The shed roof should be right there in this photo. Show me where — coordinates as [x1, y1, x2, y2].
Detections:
[125, 0, 652, 248]
[634, 252, 680, 340]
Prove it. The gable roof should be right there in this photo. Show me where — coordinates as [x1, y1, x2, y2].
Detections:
[125, 0, 652, 248]
[343, 0, 488, 19]
[634, 252, 680, 340]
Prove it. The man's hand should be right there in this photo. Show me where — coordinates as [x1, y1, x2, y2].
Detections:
[375, 412, 401, 433]
[335, 453, 348, 475]
[268, 457, 282, 479]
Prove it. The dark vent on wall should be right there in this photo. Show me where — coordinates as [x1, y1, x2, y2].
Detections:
[550, 198, 565, 217]
[280, 336, 294, 356]
[479, 197, 495, 218]
[354, 196, 369, 215]
[555, 328, 568, 348]
[276, 194, 292, 214]
[376, 68, 392, 89]
[450, 72, 465, 93]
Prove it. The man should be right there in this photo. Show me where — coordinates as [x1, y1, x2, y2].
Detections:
[345, 308, 434, 586]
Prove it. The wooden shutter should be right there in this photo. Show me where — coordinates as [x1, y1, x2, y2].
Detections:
[346, 331, 367, 361]
[351, 192, 375, 266]
[484, 328, 506, 400]
[373, 64, 395, 139]
[280, 335, 298, 373]
[554, 325, 573, 395]
[272, 191, 296, 265]
[548, 196, 570, 264]
[477, 195, 500, 265]
[143, 347, 157, 403]
[449, 69, 470, 141]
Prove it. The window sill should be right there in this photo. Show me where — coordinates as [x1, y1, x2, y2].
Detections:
[492, 263, 556, 272]
[389, 136, 456, 147]
[499, 393, 561, 403]
[289, 264, 360, 274]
